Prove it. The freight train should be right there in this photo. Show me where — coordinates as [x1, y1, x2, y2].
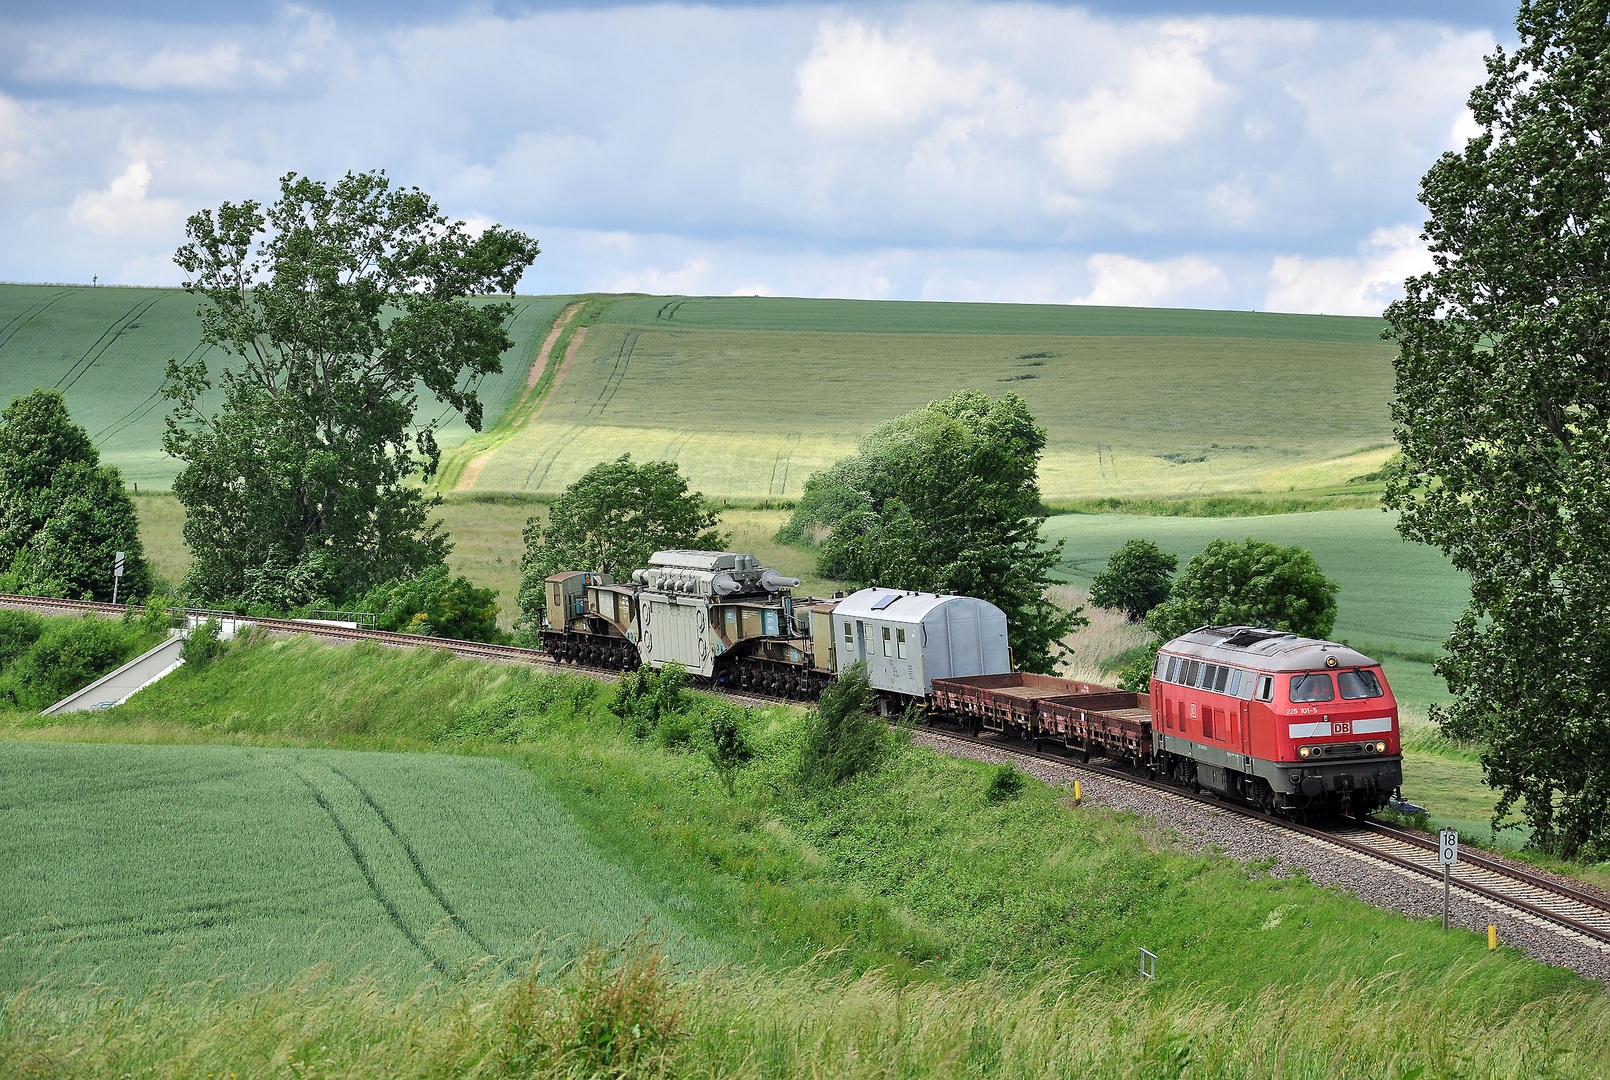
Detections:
[541, 549, 1402, 815]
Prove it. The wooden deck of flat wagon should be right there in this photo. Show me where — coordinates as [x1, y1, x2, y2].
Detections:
[929, 673, 1153, 764]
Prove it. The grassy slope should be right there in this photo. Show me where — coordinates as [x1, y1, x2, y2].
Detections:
[0, 284, 573, 487]
[2, 637, 1606, 1077]
[458, 295, 1397, 501]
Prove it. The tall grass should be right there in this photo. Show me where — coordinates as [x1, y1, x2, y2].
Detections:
[1048, 584, 1152, 683]
[4, 949, 1606, 1079]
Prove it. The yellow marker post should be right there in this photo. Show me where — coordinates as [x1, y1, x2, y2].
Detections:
[1489, 925, 1497, 951]
[1073, 780, 1082, 804]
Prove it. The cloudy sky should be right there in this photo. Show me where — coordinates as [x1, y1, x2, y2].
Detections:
[0, 0, 1518, 314]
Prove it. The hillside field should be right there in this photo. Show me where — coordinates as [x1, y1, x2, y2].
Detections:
[0, 739, 719, 989]
[0, 284, 573, 487]
[2, 284, 1397, 500]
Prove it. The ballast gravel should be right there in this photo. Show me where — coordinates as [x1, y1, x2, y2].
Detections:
[911, 728, 1610, 987]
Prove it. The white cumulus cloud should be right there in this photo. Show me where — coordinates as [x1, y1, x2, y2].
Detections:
[794, 19, 984, 135]
[1077, 253, 1231, 307]
[67, 160, 185, 238]
[1264, 225, 1433, 316]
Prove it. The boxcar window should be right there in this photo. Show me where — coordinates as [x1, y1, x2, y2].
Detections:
[882, 626, 893, 656]
[1213, 665, 1230, 693]
[1289, 673, 1336, 702]
[1338, 669, 1384, 699]
[897, 628, 908, 660]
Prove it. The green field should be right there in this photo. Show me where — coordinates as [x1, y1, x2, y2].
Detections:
[452, 294, 1398, 501]
[1046, 508, 1466, 709]
[1, 284, 1398, 500]
[0, 739, 720, 989]
[0, 284, 573, 487]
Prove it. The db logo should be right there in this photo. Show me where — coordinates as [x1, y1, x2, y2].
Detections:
[1333, 721, 1351, 735]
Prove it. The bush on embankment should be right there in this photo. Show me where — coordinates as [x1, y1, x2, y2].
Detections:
[0, 610, 164, 710]
[4, 635, 1609, 1077]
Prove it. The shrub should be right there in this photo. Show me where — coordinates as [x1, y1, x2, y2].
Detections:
[1147, 538, 1338, 641]
[437, 672, 602, 743]
[357, 565, 504, 642]
[2, 615, 152, 709]
[181, 618, 225, 668]
[797, 662, 888, 786]
[609, 663, 688, 740]
[984, 762, 1026, 804]
[0, 608, 44, 667]
[1089, 538, 1177, 621]
[707, 705, 754, 793]
[655, 709, 697, 751]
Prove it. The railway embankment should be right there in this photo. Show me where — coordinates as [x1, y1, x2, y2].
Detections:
[4, 631, 1610, 1077]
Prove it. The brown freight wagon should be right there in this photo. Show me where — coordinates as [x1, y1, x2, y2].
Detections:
[1037, 691, 1153, 764]
[929, 673, 1115, 737]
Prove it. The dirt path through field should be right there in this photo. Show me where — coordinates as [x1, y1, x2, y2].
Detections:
[532, 326, 587, 426]
[524, 301, 584, 390]
[455, 302, 586, 491]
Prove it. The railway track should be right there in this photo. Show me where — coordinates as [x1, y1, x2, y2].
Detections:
[8, 592, 1608, 954]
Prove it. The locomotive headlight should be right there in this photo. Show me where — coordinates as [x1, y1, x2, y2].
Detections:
[1298, 746, 1311, 759]
[1376, 741, 1387, 753]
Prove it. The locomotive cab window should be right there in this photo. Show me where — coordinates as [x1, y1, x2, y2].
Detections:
[1256, 675, 1274, 701]
[1289, 673, 1336, 703]
[1338, 669, 1385, 699]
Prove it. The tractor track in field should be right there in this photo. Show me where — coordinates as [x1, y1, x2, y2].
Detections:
[11, 593, 1609, 984]
[54, 294, 165, 394]
[0, 288, 77, 353]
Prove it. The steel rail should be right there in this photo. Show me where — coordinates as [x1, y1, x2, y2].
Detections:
[1354, 818, 1610, 916]
[7, 592, 1606, 948]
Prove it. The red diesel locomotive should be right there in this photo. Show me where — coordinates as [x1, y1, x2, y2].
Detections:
[930, 624, 1403, 817]
[1149, 626, 1402, 815]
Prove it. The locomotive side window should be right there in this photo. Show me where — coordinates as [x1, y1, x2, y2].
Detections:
[1153, 653, 1167, 679]
[1226, 668, 1242, 696]
[1289, 673, 1336, 702]
[1338, 669, 1384, 699]
[1166, 656, 1180, 683]
[1256, 675, 1274, 701]
[1213, 665, 1230, 693]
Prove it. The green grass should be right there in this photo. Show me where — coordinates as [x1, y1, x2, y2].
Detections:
[3, 635, 1607, 1076]
[0, 740, 719, 990]
[0, 284, 574, 488]
[1044, 508, 1467, 709]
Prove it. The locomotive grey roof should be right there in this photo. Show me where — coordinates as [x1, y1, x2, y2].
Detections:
[1161, 625, 1379, 672]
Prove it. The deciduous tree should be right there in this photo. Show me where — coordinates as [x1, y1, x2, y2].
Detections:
[1145, 539, 1337, 644]
[165, 170, 540, 609]
[515, 455, 722, 638]
[0, 389, 149, 600]
[1089, 539, 1177, 621]
[1384, 0, 1610, 859]
[777, 391, 1083, 674]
